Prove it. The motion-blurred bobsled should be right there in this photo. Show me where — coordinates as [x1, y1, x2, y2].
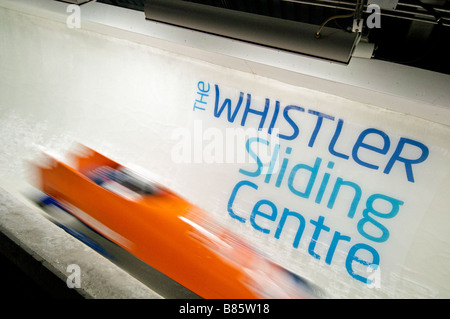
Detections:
[31, 145, 319, 299]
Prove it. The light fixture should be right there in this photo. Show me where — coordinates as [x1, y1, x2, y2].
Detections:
[144, 0, 360, 63]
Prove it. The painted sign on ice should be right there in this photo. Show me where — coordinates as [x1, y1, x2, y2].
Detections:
[172, 80, 449, 290]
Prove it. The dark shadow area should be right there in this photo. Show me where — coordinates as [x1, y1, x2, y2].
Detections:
[0, 231, 84, 299]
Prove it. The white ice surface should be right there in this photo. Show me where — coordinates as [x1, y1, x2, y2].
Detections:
[1, 0, 449, 298]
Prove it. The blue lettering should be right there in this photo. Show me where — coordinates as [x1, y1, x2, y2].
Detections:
[357, 194, 403, 243]
[308, 216, 330, 260]
[263, 143, 280, 184]
[327, 177, 362, 219]
[193, 81, 210, 111]
[226, 185, 385, 285]
[250, 199, 277, 234]
[329, 119, 350, 159]
[278, 105, 304, 140]
[227, 180, 258, 223]
[238, 137, 268, 178]
[384, 137, 429, 183]
[345, 243, 380, 284]
[241, 96, 270, 130]
[275, 147, 292, 187]
[268, 101, 280, 134]
[209, 86, 431, 181]
[352, 128, 390, 170]
[275, 208, 306, 249]
[214, 84, 244, 122]
[325, 231, 351, 265]
[288, 157, 322, 199]
[308, 110, 334, 147]
[315, 161, 334, 204]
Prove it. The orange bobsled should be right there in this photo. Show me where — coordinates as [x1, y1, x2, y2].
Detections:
[34, 145, 317, 299]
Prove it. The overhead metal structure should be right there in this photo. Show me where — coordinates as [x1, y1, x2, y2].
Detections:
[144, 0, 361, 63]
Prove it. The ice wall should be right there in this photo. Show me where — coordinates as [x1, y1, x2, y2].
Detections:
[1, 0, 449, 298]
